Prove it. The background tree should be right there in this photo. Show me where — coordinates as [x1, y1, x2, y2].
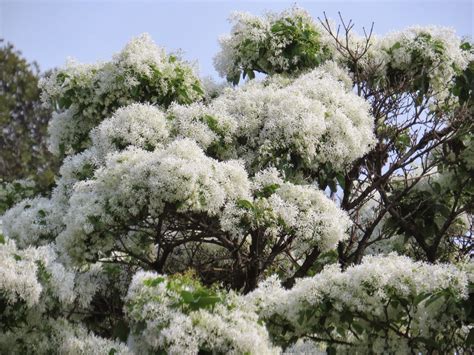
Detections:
[0, 40, 57, 212]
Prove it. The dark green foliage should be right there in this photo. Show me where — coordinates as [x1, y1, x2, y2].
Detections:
[0, 41, 57, 191]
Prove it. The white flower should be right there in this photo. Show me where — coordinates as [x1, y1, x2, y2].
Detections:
[91, 102, 170, 158]
[246, 254, 470, 352]
[57, 139, 251, 263]
[125, 271, 279, 354]
[40, 33, 203, 156]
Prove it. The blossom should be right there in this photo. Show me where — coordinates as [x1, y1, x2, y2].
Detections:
[214, 7, 335, 81]
[57, 139, 251, 263]
[221, 168, 351, 256]
[125, 271, 279, 354]
[246, 254, 470, 352]
[358, 26, 473, 103]
[0, 238, 75, 308]
[40, 33, 203, 156]
[1, 197, 60, 248]
[90, 103, 170, 159]
[200, 64, 375, 173]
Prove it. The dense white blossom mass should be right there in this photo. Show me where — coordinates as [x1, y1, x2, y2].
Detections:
[90, 103, 170, 159]
[214, 7, 334, 82]
[247, 254, 471, 353]
[201, 62, 375, 173]
[57, 139, 251, 263]
[1, 7, 472, 354]
[126, 271, 279, 354]
[362, 26, 473, 103]
[40, 34, 203, 156]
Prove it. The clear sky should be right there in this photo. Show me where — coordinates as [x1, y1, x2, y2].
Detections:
[1, 0, 472, 79]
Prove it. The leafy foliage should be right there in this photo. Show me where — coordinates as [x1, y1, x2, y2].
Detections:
[0, 41, 57, 193]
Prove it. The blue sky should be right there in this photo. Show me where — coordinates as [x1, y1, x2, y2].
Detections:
[1, 0, 472, 79]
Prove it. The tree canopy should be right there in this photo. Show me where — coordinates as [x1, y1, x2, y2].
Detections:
[0, 7, 473, 354]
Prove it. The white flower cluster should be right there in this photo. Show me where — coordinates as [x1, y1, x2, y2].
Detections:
[221, 168, 351, 256]
[40, 33, 203, 156]
[113, 33, 167, 78]
[247, 254, 470, 353]
[214, 7, 334, 81]
[0, 315, 131, 355]
[1, 238, 43, 307]
[208, 63, 375, 172]
[125, 271, 279, 354]
[214, 11, 268, 80]
[0, 237, 132, 353]
[363, 26, 472, 102]
[57, 139, 250, 263]
[52, 147, 101, 206]
[169, 101, 237, 157]
[72, 263, 110, 309]
[0, 237, 74, 308]
[0, 178, 36, 212]
[1, 151, 104, 252]
[90, 103, 170, 159]
[283, 339, 326, 355]
[54, 319, 132, 355]
[1, 196, 60, 248]
[46, 108, 79, 156]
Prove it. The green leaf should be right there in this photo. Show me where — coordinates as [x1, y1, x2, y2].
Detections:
[336, 173, 346, 189]
[228, 72, 241, 86]
[297, 311, 305, 326]
[244, 69, 255, 80]
[425, 292, 443, 307]
[237, 199, 254, 211]
[256, 183, 280, 198]
[467, 327, 474, 346]
[396, 132, 411, 151]
[352, 322, 364, 335]
[460, 42, 472, 51]
[433, 215, 445, 230]
[143, 277, 166, 287]
[200, 115, 220, 134]
[391, 42, 402, 50]
[413, 292, 431, 305]
[194, 295, 221, 309]
[337, 326, 346, 337]
[180, 290, 195, 304]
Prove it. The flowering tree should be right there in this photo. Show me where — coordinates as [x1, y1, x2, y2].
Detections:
[1, 7, 473, 354]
